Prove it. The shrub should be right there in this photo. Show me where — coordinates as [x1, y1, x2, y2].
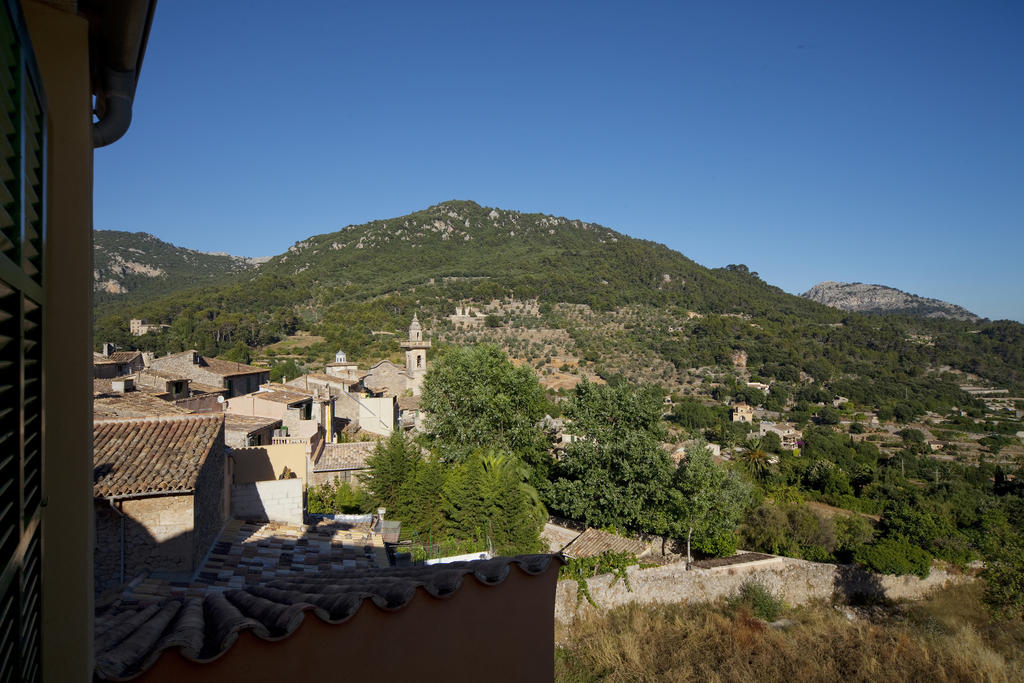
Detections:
[729, 580, 784, 621]
[855, 537, 932, 579]
[801, 544, 834, 563]
[694, 529, 738, 557]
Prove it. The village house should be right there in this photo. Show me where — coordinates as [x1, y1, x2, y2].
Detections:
[672, 441, 722, 465]
[361, 314, 432, 397]
[760, 421, 803, 450]
[92, 414, 228, 595]
[129, 317, 169, 336]
[224, 384, 336, 441]
[731, 402, 754, 423]
[93, 379, 195, 419]
[448, 304, 486, 327]
[132, 368, 192, 399]
[310, 440, 379, 486]
[397, 394, 424, 431]
[286, 371, 358, 397]
[92, 348, 145, 378]
[324, 349, 365, 381]
[223, 414, 283, 448]
[148, 350, 270, 397]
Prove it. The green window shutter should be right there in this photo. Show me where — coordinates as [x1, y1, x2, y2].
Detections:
[0, 1, 45, 682]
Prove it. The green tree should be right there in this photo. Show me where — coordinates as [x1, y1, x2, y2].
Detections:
[670, 442, 752, 563]
[546, 380, 674, 534]
[221, 341, 252, 364]
[421, 344, 548, 465]
[361, 430, 422, 511]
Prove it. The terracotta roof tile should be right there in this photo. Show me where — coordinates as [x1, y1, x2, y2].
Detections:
[224, 414, 282, 433]
[314, 441, 379, 472]
[93, 554, 559, 680]
[95, 350, 143, 365]
[93, 414, 224, 498]
[397, 395, 421, 411]
[201, 356, 268, 378]
[93, 393, 193, 419]
[561, 528, 649, 559]
[238, 387, 313, 405]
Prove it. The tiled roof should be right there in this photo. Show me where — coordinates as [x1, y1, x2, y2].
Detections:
[243, 387, 312, 405]
[288, 372, 352, 386]
[314, 441, 379, 472]
[201, 356, 269, 378]
[93, 392, 194, 419]
[224, 414, 282, 433]
[561, 528, 649, 559]
[397, 395, 421, 411]
[188, 382, 228, 395]
[93, 414, 224, 498]
[137, 368, 188, 381]
[93, 554, 558, 681]
[95, 350, 143, 365]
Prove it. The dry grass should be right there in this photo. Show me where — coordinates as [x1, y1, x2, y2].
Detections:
[555, 584, 1024, 682]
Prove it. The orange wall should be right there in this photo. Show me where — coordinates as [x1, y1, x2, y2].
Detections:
[132, 561, 559, 683]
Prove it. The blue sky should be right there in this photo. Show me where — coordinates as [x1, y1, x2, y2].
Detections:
[94, 1, 1024, 321]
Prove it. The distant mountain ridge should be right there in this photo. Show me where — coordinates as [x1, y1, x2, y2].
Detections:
[94, 230, 260, 304]
[801, 281, 981, 322]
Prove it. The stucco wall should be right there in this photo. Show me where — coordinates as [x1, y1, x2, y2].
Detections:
[554, 555, 972, 623]
[232, 445, 309, 486]
[230, 479, 303, 525]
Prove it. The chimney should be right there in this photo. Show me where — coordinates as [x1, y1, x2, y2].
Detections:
[102, 342, 115, 357]
[111, 378, 134, 394]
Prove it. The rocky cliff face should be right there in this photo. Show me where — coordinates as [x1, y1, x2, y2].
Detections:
[93, 230, 260, 303]
[801, 281, 980, 321]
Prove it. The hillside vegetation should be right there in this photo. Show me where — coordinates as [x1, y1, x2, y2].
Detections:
[93, 201, 1024, 404]
[94, 229, 259, 305]
[555, 583, 1024, 682]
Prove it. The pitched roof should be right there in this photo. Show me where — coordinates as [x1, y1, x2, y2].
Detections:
[94, 350, 143, 365]
[201, 356, 269, 377]
[136, 368, 188, 382]
[314, 441, 379, 472]
[93, 392, 194, 419]
[560, 528, 649, 559]
[93, 554, 559, 681]
[224, 414, 282, 433]
[288, 372, 352, 385]
[93, 414, 224, 498]
[242, 387, 312, 405]
[397, 395, 421, 411]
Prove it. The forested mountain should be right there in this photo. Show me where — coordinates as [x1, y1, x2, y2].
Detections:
[92, 201, 1024, 401]
[94, 229, 262, 306]
[803, 281, 981, 322]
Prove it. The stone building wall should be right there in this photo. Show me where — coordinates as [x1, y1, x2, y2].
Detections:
[94, 494, 196, 594]
[149, 353, 222, 387]
[554, 555, 972, 624]
[192, 435, 227, 572]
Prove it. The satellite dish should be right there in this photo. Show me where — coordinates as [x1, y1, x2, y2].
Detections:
[217, 396, 225, 404]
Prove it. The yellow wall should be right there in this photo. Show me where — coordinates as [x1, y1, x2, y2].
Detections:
[23, 2, 95, 680]
[231, 444, 309, 487]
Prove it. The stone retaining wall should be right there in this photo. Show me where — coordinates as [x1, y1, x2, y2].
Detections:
[555, 554, 971, 623]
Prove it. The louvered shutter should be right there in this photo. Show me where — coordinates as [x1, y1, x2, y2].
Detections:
[0, 1, 45, 681]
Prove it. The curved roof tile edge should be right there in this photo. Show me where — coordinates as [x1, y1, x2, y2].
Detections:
[94, 554, 560, 681]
